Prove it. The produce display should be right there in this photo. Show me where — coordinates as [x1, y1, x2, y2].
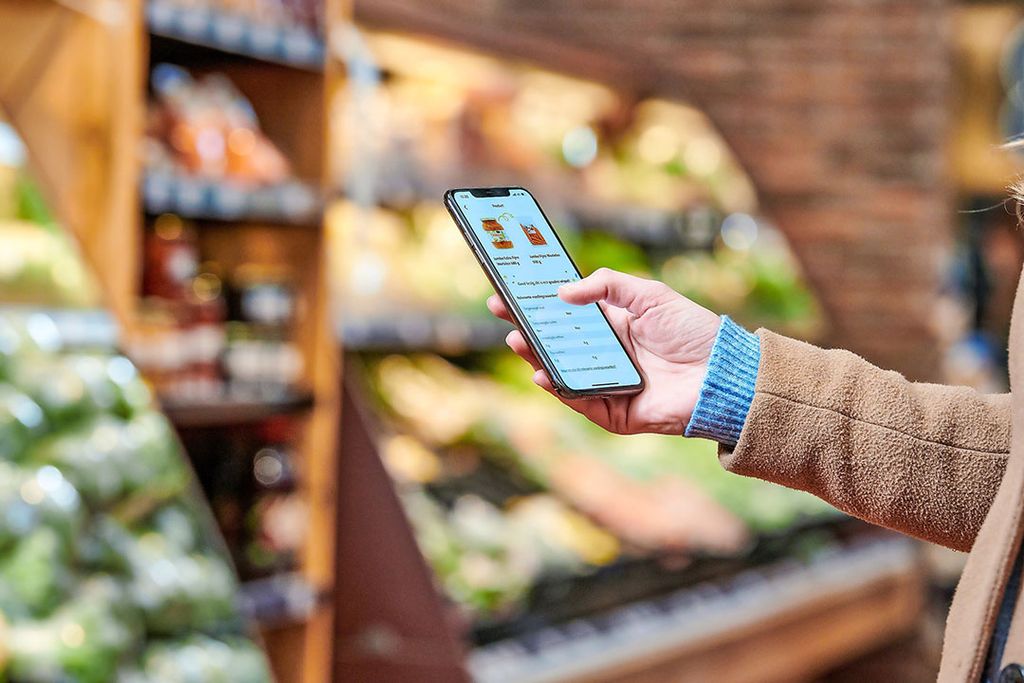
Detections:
[335, 34, 755, 213]
[333, 32, 832, 627]
[0, 312, 272, 682]
[331, 199, 821, 341]
[331, 32, 821, 341]
[364, 353, 835, 620]
[0, 122, 99, 309]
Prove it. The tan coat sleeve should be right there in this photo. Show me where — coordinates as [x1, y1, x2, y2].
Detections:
[720, 330, 1012, 552]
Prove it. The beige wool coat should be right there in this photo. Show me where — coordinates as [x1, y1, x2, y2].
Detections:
[718, 272, 1024, 681]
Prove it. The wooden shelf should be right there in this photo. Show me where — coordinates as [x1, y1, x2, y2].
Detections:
[239, 573, 330, 630]
[341, 314, 512, 353]
[161, 391, 315, 428]
[466, 535, 923, 683]
[147, 0, 324, 71]
[571, 201, 720, 250]
[138, 2, 343, 681]
[143, 171, 323, 226]
[0, 306, 120, 351]
[349, 180, 720, 251]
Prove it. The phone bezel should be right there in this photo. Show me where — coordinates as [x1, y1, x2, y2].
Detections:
[444, 186, 645, 399]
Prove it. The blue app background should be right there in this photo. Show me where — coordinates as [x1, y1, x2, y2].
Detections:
[454, 190, 642, 391]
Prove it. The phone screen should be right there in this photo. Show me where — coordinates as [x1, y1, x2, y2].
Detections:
[451, 188, 642, 393]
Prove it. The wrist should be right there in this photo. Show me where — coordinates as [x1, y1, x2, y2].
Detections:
[684, 316, 760, 445]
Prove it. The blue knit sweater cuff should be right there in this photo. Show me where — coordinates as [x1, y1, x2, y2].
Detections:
[684, 316, 760, 446]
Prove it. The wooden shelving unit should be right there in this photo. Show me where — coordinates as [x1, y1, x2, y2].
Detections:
[131, 5, 346, 682]
[0, 2, 348, 681]
[161, 391, 317, 428]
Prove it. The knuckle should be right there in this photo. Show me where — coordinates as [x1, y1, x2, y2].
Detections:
[653, 281, 675, 298]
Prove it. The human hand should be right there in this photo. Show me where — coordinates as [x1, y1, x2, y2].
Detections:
[488, 268, 722, 436]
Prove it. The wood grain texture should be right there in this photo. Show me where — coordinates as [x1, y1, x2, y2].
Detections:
[0, 0, 143, 328]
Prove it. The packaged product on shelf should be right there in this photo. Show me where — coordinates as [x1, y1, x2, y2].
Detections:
[127, 301, 192, 400]
[242, 418, 305, 576]
[147, 63, 292, 186]
[143, 214, 199, 301]
[180, 417, 306, 580]
[243, 492, 307, 577]
[187, 295, 230, 399]
[133, 222, 310, 402]
[229, 262, 297, 328]
[251, 419, 299, 490]
[221, 262, 303, 399]
[194, 431, 251, 564]
[222, 322, 304, 399]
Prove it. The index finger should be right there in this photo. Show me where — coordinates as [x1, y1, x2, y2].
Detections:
[487, 294, 514, 324]
[558, 268, 673, 317]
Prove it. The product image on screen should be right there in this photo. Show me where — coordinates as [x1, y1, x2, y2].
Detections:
[452, 189, 642, 392]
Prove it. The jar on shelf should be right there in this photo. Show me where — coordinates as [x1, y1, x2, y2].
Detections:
[143, 213, 199, 301]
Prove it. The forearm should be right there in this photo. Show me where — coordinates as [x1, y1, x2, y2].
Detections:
[691, 325, 1011, 552]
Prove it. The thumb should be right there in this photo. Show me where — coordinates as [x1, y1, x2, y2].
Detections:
[559, 268, 672, 316]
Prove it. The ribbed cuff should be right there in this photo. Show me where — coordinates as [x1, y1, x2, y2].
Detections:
[684, 316, 760, 446]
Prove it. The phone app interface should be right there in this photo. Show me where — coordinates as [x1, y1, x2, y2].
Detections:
[454, 189, 642, 391]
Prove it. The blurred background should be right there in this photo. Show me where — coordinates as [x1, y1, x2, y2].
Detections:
[0, 0, 1020, 681]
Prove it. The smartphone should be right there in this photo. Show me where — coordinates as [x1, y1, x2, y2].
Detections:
[444, 186, 644, 399]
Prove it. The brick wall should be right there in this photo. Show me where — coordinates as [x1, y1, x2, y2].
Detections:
[356, 0, 953, 380]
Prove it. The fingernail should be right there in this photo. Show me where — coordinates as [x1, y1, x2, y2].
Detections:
[533, 370, 545, 385]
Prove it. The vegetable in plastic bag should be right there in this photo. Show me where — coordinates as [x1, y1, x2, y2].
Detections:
[0, 527, 73, 618]
[26, 413, 188, 512]
[0, 384, 46, 462]
[4, 575, 141, 683]
[0, 462, 82, 552]
[133, 635, 273, 683]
